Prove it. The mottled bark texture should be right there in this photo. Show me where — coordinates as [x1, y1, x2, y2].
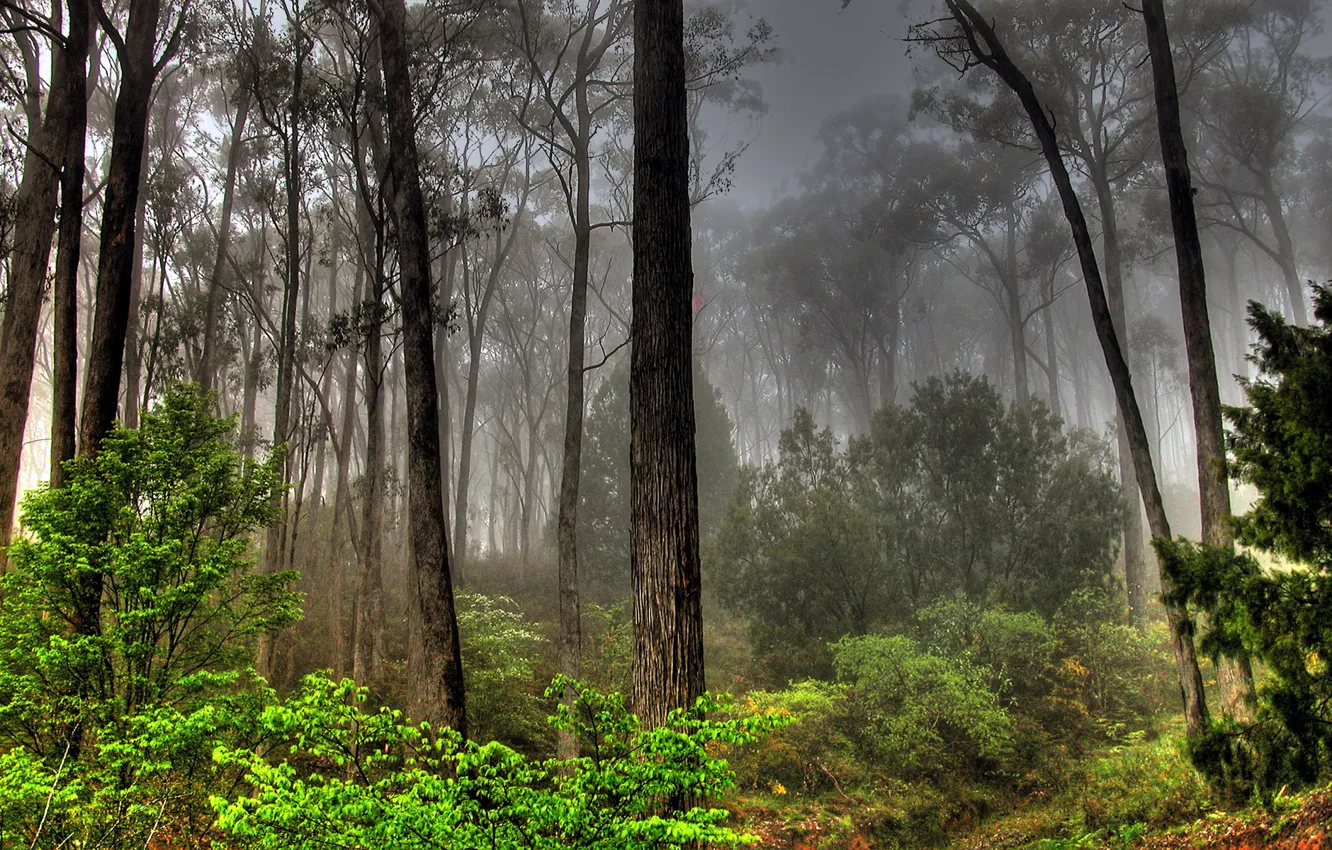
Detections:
[631, 0, 706, 731]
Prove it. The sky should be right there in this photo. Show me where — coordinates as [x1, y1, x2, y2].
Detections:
[720, 0, 919, 207]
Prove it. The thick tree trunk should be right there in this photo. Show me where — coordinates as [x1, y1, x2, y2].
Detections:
[374, 0, 466, 735]
[944, 0, 1209, 738]
[1142, 0, 1256, 722]
[0, 4, 79, 552]
[631, 0, 705, 732]
[79, 0, 164, 457]
[50, 0, 92, 492]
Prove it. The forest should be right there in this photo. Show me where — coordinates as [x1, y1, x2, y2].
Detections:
[1, 0, 1332, 847]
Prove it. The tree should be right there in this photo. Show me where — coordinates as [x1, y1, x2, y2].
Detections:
[371, 0, 466, 735]
[0, 0, 92, 557]
[0, 387, 299, 847]
[1161, 286, 1332, 796]
[713, 375, 1122, 681]
[1140, 0, 1254, 720]
[630, 0, 705, 730]
[907, 0, 1210, 737]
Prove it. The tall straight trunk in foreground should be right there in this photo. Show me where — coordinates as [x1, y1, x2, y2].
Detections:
[631, 0, 706, 730]
[1141, 0, 1255, 721]
[937, 0, 1209, 738]
[0, 0, 84, 555]
[373, 0, 467, 735]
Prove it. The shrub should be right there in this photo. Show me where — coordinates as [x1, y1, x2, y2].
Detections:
[832, 635, 1015, 783]
[455, 592, 548, 747]
[0, 386, 297, 848]
[728, 680, 859, 794]
[214, 675, 789, 850]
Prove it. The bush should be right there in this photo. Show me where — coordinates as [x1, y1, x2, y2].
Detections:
[832, 635, 1015, 784]
[214, 675, 790, 850]
[455, 592, 548, 747]
[728, 680, 860, 794]
[0, 386, 298, 848]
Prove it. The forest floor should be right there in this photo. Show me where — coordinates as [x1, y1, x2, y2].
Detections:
[726, 734, 1332, 850]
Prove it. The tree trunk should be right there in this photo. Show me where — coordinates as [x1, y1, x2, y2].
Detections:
[554, 122, 594, 759]
[121, 144, 150, 430]
[631, 0, 706, 732]
[0, 2, 79, 553]
[50, 0, 92, 492]
[1142, 0, 1256, 722]
[374, 0, 466, 735]
[198, 87, 252, 392]
[1005, 201, 1029, 408]
[354, 201, 385, 688]
[943, 0, 1209, 738]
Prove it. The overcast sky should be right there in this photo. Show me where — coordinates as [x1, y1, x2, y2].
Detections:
[720, 0, 919, 207]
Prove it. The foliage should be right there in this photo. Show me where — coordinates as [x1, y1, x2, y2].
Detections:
[578, 359, 739, 597]
[214, 675, 791, 850]
[455, 592, 548, 747]
[0, 385, 299, 848]
[712, 373, 1122, 680]
[832, 634, 1016, 783]
[727, 680, 860, 795]
[1160, 286, 1332, 799]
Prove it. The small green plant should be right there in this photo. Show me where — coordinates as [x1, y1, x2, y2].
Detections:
[214, 675, 791, 849]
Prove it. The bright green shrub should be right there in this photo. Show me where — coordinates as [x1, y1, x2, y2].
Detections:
[455, 592, 548, 747]
[0, 386, 297, 848]
[832, 635, 1015, 782]
[214, 675, 789, 850]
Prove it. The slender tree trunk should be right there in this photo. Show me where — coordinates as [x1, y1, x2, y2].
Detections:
[554, 142, 593, 757]
[1259, 180, 1307, 326]
[354, 204, 385, 687]
[1142, 0, 1256, 722]
[121, 144, 150, 430]
[1005, 201, 1029, 408]
[943, 0, 1209, 738]
[1090, 167, 1150, 623]
[1042, 298, 1060, 420]
[374, 0, 466, 735]
[199, 88, 252, 391]
[631, 0, 705, 732]
[50, 0, 92, 492]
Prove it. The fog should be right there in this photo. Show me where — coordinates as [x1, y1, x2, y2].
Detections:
[2, 0, 1332, 846]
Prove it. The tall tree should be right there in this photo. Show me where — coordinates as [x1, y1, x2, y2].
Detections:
[80, 0, 187, 457]
[1140, 0, 1255, 721]
[0, 0, 89, 555]
[910, 0, 1210, 738]
[372, 0, 466, 735]
[631, 0, 705, 730]
[50, 0, 93, 491]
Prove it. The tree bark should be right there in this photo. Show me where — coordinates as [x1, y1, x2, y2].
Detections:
[373, 0, 467, 735]
[0, 1, 80, 553]
[50, 0, 92, 492]
[1141, 0, 1255, 722]
[631, 0, 706, 732]
[353, 199, 385, 688]
[942, 0, 1209, 738]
